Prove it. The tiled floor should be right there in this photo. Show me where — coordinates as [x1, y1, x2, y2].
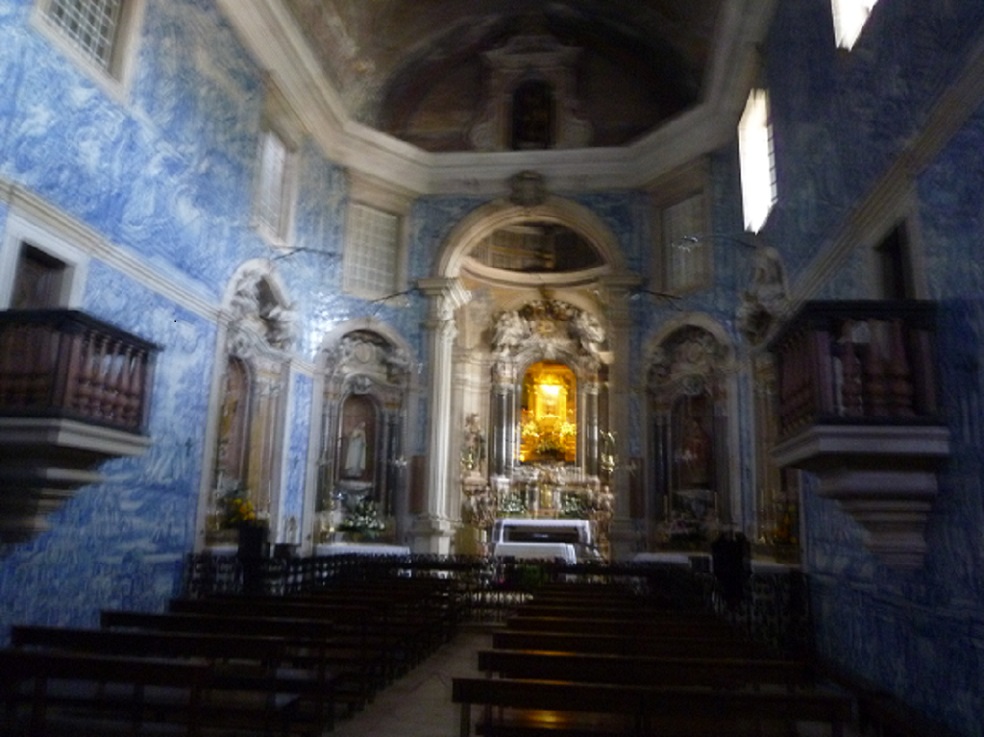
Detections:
[329, 625, 491, 737]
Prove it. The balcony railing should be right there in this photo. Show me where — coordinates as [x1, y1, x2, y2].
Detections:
[0, 310, 159, 541]
[0, 309, 158, 435]
[771, 300, 941, 439]
[769, 300, 949, 569]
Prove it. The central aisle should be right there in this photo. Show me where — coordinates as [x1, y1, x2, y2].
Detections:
[329, 625, 491, 737]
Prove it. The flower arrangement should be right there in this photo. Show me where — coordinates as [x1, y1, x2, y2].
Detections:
[770, 503, 798, 546]
[560, 492, 587, 518]
[498, 491, 528, 516]
[338, 495, 386, 537]
[222, 491, 257, 527]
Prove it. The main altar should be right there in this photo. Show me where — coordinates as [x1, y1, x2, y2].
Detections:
[459, 322, 617, 558]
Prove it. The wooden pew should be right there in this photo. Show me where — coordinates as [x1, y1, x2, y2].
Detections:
[477, 649, 816, 690]
[452, 676, 853, 737]
[101, 609, 375, 715]
[169, 596, 412, 684]
[511, 604, 724, 621]
[0, 648, 212, 737]
[9, 625, 332, 736]
[491, 629, 766, 659]
[504, 615, 735, 638]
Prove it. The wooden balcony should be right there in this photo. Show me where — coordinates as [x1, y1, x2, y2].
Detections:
[0, 310, 159, 541]
[769, 301, 949, 568]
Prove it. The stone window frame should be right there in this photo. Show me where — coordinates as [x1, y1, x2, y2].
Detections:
[32, 0, 146, 98]
[251, 79, 303, 249]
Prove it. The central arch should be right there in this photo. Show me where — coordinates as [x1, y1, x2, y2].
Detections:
[436, 195, 626, 278]
[417, 192, 634, 557]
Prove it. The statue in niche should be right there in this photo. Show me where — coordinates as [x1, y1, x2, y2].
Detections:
[342, 422, 367, 479]
[677, 417, 711, 489]
[461, 413, 486, 473]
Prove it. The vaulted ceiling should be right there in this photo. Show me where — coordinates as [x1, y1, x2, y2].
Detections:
[220, 0, 772, 192]
[281, 0, 725, 152]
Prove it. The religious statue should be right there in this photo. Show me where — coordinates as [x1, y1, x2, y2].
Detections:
[600, 430, 618, 475]
[677, 417, 711, 488]
[343, 422, 367, 479]
[492, 310, 529, 356]
[461, 413, 486, 473]
[571, 310, 605, 358]
[737, 245, 789, 344]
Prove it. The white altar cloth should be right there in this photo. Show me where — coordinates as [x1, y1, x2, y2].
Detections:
[315, 543, 411, 557]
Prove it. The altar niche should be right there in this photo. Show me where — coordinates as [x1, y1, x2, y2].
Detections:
[314, 328, 412, 544]
[520, 362, 576, 464]
[647, 323, 731, 550]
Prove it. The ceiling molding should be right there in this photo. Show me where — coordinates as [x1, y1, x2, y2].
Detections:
[216, 0, 775, 196]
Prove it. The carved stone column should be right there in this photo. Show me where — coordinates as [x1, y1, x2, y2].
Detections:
[415, 277, 470, 553]
[601, 274, 641, 555]
[490, 359, 518, 477]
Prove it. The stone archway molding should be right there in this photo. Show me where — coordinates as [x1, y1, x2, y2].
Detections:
[436, 194, 626, 278]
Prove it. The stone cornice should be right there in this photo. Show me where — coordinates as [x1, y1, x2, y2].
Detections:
[0, 179, 217, 322]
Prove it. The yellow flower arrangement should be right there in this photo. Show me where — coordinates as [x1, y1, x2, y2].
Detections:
[222, 493, 257, 527]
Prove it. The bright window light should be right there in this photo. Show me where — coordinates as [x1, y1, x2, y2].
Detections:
[738, 88, 776, 233]
[831, 0, 880, 50]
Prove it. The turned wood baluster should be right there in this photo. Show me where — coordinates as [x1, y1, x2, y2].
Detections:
[72, 329, 99, 418]
[909, 328, 938, 416]
[797, 330, 813, 425]
[812, 327, 836, 417]
[97, 338, 123, 421]
[119, 346, 142, 430]
[839, 321, 863, 417]
[778, 331, 801, 434]
[790, 330, 809, 430]
[0, 324, 19, 406]
[862, 319, 889, 417]
[886, 319, 915, 416]
[113, 346, 131, 425]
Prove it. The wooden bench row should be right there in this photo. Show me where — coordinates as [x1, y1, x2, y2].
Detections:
[451, 582, 854, 737]
[1, 574, 455, 736]
[452, 677, 853, 737]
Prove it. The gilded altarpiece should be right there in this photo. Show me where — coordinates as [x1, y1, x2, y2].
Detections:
[463, 299, 614, 556]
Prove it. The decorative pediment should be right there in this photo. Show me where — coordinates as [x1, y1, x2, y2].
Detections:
[326, 330, 412, 388]
[227, 267, 295, 358]
[491, 300, 609, 372]
[648, 325, 728, 393]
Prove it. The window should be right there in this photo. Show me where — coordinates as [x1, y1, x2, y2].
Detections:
[738, 88, 777, 233]
[253, 128, 293, 242]
[831, 0, 880, 50]
[343, 204, 400, 299]
[0, 212, 88, 310]
[35, 0, 142, 88]
[251, 81, 301, 247]
[12, 245, 67, 309]
[46, 0, 123, 70]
